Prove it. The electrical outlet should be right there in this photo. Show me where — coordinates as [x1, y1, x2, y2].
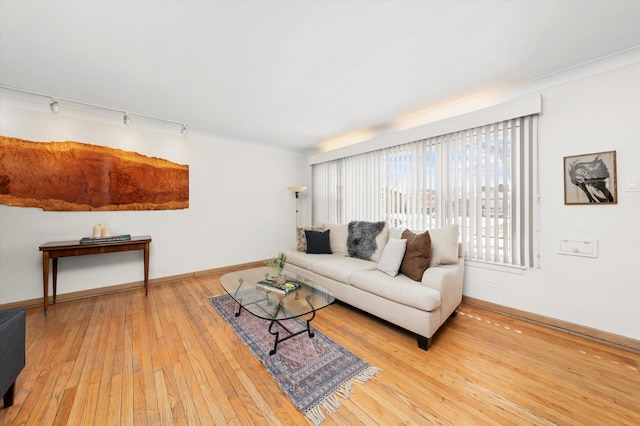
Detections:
[485, 280, 499, 289]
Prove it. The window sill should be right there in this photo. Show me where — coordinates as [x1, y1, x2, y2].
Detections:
[464, 259, 526, 275]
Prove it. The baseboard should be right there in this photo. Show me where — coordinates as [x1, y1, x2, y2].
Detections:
[193, 261, 265, 278]
[462, 296, 640, 354]
[0, 260, 266, 312]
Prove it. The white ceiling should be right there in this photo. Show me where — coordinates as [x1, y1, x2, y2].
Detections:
[1, 1, 639, 153]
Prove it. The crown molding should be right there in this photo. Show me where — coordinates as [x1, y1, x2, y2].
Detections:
[309, 47, 639, 164]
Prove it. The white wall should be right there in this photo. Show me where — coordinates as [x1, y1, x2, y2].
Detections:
[307, 56, 640, 342]
[0, 98, 308, 304]
[464, 63, 640, 340]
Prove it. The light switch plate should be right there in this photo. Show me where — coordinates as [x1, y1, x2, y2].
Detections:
[625, 176, 640, 192]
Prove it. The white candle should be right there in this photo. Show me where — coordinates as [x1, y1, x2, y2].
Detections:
[93, 225, 101, 237]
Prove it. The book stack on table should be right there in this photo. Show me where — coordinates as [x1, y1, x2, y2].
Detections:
[256, 278, 302, 295]
[79, 234, 132, 244]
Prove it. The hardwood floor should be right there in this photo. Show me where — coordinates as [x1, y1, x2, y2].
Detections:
[1, 274, 638, 425]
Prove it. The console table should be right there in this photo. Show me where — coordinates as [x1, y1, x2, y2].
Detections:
[39, 236, 151, 316]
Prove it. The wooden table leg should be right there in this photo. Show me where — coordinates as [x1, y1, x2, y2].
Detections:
[52, 258, 58, 304]
[42, 251, 49, 317]
[144, 242, 150, 296]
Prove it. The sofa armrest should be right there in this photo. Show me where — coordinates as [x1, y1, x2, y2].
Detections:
[421, 259, 464, 322]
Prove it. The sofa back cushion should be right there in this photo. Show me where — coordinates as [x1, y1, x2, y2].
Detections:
[324, 223, 349, 256]
[388, 227, 404, 240]
[428, 225, 459, 266]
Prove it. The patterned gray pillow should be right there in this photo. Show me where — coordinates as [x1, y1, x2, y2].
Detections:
[347, 221, 386, 260]
[296, 225, 324, 251]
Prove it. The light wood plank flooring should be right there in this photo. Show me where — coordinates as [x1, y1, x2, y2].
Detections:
[1, 274, 638, 425]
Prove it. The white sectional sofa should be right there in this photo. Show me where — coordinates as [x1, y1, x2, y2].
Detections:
[282, 222, 464, 350]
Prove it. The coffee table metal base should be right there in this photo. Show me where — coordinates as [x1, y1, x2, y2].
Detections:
[234, 294, 316, 356]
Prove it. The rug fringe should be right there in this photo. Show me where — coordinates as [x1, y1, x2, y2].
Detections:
[352, 366, 382, 384]
[304, 366, 382, 425]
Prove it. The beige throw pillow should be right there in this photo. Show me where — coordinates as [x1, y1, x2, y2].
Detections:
[377, 238, 407, 277]
[429, 225, 460, 266]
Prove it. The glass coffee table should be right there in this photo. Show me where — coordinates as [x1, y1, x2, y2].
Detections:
[219, 267, 335, 355]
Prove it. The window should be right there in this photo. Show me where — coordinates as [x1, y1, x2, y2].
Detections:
[312, 115, 538, 268]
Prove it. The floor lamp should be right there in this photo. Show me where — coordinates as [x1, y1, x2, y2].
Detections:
[288, 186, 307, 226]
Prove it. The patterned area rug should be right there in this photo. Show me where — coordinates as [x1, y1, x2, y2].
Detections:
[209, 294, 381, 425]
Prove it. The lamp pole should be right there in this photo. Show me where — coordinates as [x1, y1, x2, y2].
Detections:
[288, 186, 307, 227]
[295, 191, 300, 227]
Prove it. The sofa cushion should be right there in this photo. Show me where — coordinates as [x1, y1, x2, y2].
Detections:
[296, 225, 324, 252]
[429, 225, 459, 266]
[283, 250, 342, 270]
[400, 230, 432, 281]
[283, 250, 344, 270]
[305, 230, 332, 254]
[325, 223, 349, 256]
[349, 270, 441, 312]
[347, 221, 386, 261]
[311, 257, 377, 284]
[377, 238, 407, 277]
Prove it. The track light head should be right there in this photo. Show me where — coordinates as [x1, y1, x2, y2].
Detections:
[180, 124, 188, 136]
[123, 113, 131, 126]
[49, 98, 59, 113]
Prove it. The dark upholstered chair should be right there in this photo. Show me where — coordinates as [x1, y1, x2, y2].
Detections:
[0, 309, 26, 408]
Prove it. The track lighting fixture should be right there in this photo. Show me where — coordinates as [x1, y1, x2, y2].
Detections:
[49, 98, 59, 113]
[1, 85, 191, 136]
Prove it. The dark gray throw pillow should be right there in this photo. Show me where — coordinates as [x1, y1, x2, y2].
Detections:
[347, 221, 386, 260]
[305, 229, 332, 254]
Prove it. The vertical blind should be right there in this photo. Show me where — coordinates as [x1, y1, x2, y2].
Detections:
[312, 115, 538, 268]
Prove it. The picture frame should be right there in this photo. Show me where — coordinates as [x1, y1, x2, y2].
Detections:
[563, 150, 617, 205]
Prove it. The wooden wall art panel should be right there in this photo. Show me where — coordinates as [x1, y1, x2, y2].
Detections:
[0, 136, 189, 211]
